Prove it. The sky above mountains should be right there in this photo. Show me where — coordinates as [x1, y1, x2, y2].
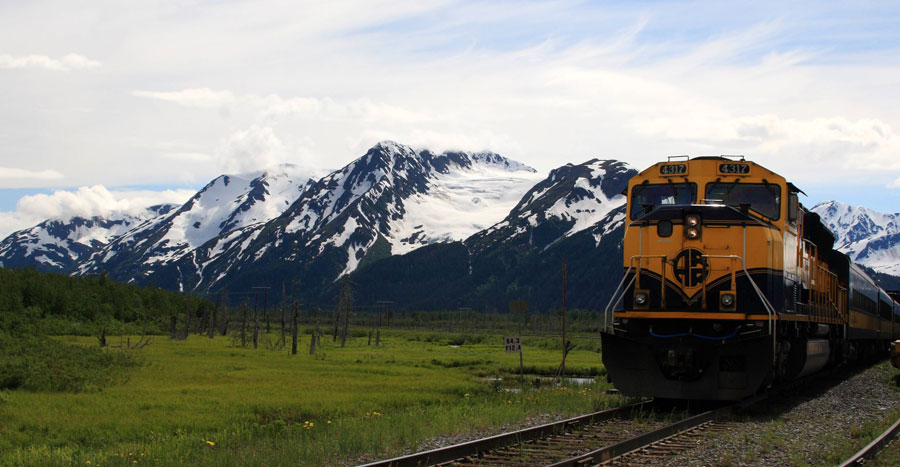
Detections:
[2, 0, 900, 239]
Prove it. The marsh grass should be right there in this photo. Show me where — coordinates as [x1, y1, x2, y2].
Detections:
[0, 329, 620, 466]
[0, 333, 140, 392]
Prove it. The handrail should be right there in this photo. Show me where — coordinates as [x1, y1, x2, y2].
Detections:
[602, 255, 667, 331]
[702, 254, 778, 366]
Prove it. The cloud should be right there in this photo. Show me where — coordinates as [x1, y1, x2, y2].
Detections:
[15, 185, 194, 221]
[3, 2, 900, 212]
[0, 53, 101, 71]
[132, 88, 236, 108]
[160, 152, 213, 162]
[0, 210, 44, 240]
[889, 177, 900, 189]
[217, 125, 288, 174]
[0, 166, 64, 180]
[0, 186, 195, 239]
[256, 95, 435, 124]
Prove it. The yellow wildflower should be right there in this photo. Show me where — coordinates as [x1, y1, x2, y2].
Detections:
[206, 440, 215, 447]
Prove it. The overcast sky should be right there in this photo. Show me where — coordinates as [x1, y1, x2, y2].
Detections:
[2, 0, 899, 238]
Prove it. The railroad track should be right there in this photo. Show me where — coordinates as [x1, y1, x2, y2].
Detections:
[840, 415, 900, 466]
[361, 363, 881, 467]
[360, 399, 740, 467]
[595, 420, 742, 466]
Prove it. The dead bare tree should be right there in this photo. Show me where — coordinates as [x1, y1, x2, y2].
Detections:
[208, 296, 216, 339]
[338, 279, 353, 348]
[332, 304, 340, 342]
[253, 308, 260, 349]
[281, 283, 287, 347]
[111, 335, 153, 350]
[182, 300, 191, 340]
[220, 288, 230, 336]
[240, 300, 248, 347]
[291, 303, 299, 355]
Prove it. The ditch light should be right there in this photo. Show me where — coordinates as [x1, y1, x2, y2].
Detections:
[684, 214, 701, 239]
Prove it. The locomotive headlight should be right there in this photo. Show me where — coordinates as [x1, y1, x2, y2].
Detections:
[684, 214, 702, 239]
[720, 292, 736, 309]
[634, 291, 649, 306]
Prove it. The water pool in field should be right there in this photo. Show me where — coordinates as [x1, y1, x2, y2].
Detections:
[479, 375, 595, 391]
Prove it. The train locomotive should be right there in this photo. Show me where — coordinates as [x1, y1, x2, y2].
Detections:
[601, 156, 900, 400]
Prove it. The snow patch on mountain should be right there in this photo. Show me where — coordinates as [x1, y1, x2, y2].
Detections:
[545, 161, 625, 240]
[812, 200, 900, 276]
[75, 164, 321, 276]
[0, 205, 175, 272]
[161, 164, 321, 254]
[388, 165, 544, 255]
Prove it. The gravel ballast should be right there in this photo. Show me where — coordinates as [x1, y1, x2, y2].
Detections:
[637, 362, 900, 466]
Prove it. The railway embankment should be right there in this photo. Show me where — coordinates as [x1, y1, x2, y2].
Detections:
[634, 361, 900, 466]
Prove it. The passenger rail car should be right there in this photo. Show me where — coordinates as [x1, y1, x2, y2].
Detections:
[601, 156, 900, 400]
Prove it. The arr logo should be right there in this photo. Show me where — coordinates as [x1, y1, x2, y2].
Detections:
[673, 249, 707, 288]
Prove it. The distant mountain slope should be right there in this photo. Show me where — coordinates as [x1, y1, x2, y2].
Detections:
[469, 159, 632, 254]
[343, 159, 637, 310]
[163, 141, 543, 295]
[0, 205, 176, 273]
[75, 164, 320, 286]
[812, 200, 900, 277]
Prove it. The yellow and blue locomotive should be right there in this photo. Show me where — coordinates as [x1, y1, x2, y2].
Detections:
[601, 156, 900, 400]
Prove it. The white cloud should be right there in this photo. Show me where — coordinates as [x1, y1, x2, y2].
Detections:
[3, 2, 900, 211]
[0, 53, 100, 71]
[161, 152, 213, 162]
[15, 185, 193, 221]
[0, 166, 64, 180]
[889, 177, 900, 189]
[217, 125, 288, 174]
[0, 186, 194, 240]
[0, 210, 44, 240]
[132, 88, 235, 108]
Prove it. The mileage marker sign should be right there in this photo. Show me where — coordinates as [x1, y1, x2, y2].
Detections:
[505, 336, 522, 353]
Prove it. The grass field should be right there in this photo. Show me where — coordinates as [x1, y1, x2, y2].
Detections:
[0, 330, 624, 466]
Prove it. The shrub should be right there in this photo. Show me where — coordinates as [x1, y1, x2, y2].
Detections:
[0, 333, 140, 392]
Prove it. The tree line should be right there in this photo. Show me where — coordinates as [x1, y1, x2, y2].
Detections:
[0, 267, 208, 336]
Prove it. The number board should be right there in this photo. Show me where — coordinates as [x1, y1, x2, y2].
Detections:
[505, 336, 522, 353]
[718, 163, 751, 175]
[659, 163, 687, 176]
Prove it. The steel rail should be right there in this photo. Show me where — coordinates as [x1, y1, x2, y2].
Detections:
[358, 400, 653, 467]
[547, 389, 773, 467]
[839, 415, 900, 466]
[546, 406, 732, 467]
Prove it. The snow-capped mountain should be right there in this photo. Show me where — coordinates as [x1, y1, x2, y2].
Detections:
[346, 159, 637, 310]
[75, 164, 321, 281]
[0, 204, 176, 273]
[155, 141, 543, 293]
[469, 159, 635, 254]
[812, 200, 900, 276]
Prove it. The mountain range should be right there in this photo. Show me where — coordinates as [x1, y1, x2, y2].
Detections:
[2, 143, 898, 309]
[812, 200, 900, 288]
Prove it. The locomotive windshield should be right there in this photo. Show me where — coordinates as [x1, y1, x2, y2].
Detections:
[705, 182, 781, 220]
[630, 183, 696, 219]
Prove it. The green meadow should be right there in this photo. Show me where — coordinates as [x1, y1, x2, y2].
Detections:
[0, 330, 623, 466]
